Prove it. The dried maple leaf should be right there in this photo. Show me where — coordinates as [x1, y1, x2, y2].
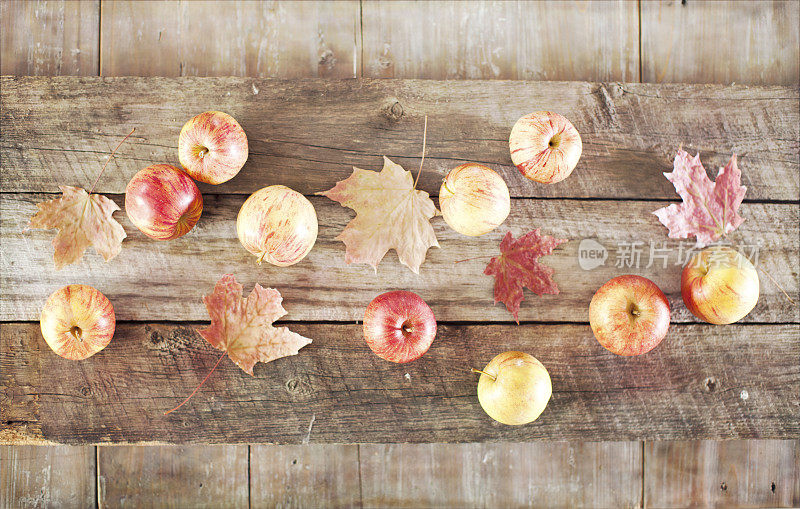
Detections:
[198, 274, 312, 375]
[484, 230, 568, 323]
[318, 156, 439, 273]
[653, 149, 747, 248]
[27, 185, 127, 270]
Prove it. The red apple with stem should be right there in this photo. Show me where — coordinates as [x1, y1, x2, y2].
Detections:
[509, 111, 582, 184]
[125, 164, 203, 240]
[589, 275, 670, 356]
[179, 111, 248, 185]
[40, 284, 115, 360]
[363, 291, 437, 363]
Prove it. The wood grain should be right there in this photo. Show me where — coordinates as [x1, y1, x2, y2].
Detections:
[0, 0, 99, 76]
[4, 194, 796, 324]
[2, 322, 797, 444]
[644, 440, 800, 508]
[1, 77, 797, 201]
[100, 1, 359, 78]
[0, 445, 95, 508]
[97, 445, 248, 508]
[361, 1, 639, 81]
[359, 442, 642, 508]
[250, 444, 361, 508]
[641, 0, 800, 86]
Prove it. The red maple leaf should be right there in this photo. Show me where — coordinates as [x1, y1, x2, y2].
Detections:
[653, 149, 747, 247]
[484, 230, 568, 323]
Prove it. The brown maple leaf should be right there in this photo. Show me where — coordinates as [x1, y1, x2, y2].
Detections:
[318, 157, 439, 273]
[27, 185, 127, 270]
[484, 230, 568, 323]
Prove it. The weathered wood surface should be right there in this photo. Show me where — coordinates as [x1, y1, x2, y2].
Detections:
[4, 194, 797, 323]
[2, 322, 797, 444]
[1, 77, 798, 201]
[644, 440, 800, 508]
[97, 445, 249, 508]
[361, 1, 639, 81]
[0, 445, 95, 508]
[100, 1, 360, 78]
[359, 442, 642, 508]
[641, 1, 800, 86]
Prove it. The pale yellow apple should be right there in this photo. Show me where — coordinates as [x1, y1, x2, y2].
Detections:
[509, 111, 582, 184]
[475, 351, 552, 425]
[439, 163, 510, 236]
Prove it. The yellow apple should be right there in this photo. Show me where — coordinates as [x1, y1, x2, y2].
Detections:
[682, 246, 759, 324]
[509, 111, 582, 184]
[474, 351, 552, 425]
[439, 163, 510, 236]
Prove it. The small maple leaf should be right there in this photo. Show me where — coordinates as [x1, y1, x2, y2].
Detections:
[653, 149, 747, 248]
[318, 156, 439, 273]
[27, 185, 127, 270]
[484, 230, 568, 323]
[198, 274, 312, 376]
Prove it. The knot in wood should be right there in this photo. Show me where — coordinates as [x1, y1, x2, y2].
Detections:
[381, 99, 404, 121]
[79, 385, 92, 397]
[703, 376, 718, 392]
[285, 377, 313, 397]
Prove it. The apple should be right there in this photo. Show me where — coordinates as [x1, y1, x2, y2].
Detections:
[363, 291, 436, 363]
[125, 164, 203, 240]
[474, 351, 552, 425]
[509, 111, 582, 184]
[439, 163, 510, 236]
[178, 111, 248, 185]
[589, 275, 670, 356]
[40, 284, 115, 360]
[237, 185, 318, 266]
[682, 245, 759, 324]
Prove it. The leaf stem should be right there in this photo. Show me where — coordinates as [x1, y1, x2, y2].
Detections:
[413, 116, 428, 189]
[757, 265, 796, 305]
[454, 255, 490, 264]
[164, 349, 228, 416]
[89, 127, 135, 194]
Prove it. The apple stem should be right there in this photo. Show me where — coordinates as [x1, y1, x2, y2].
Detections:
[70, 326, 82, 342]
[256, 251, 267, 265]
[198, 148, 207, 159]
[757, 265, 796, 305]
[164, 349, 228, 416]
[413, 115, 428, 189]
[471, 368, 496, 381]
[88, 127, 136, 194]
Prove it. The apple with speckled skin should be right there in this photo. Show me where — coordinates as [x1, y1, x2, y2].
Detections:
[179, 111, 248, 185]
[439, 163, 510, 236]
[363, 291, 436, 363]
[125, 164, 203, 240]
[237, 185, 318, 266]
[589, 275, 670, 356]
[509, 111, 582, 184]
[40, 284, 115, 360]
[474, 351, 552, 425]
[682, 246, 759, 325]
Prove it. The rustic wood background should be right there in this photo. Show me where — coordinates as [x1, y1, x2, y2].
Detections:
[1, 1, 798, 508]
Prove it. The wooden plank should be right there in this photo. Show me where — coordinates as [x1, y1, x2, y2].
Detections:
[100, 1, 359, 78]
[2, 322, 797, 444]
[641, 0, 800, 86]
[359, 442, 642, 508]
[0, 0, 99, 76]
[361, 1, 638, 81]
[0, 445, 95, 507]
[96, 445, 248, 508]
[250, 444, 361, 507]
[1, 78, 797, 201]
[644, 440, 800, 508]
[3, 194, 796, 324]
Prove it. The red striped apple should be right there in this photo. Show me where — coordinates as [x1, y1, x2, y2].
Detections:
[179, 111, 248, 185]
[40, 284, 115, 360]
[589, 275, 670, 356]
[509, 111, 582, 184]
[682, 246, 759, 324]
[363, 291, 436, 363]
[474, 351, 552, 425]
[237, 185, 318, 266]
[125, 164, 203, 240]
[439, 163, 510, 236]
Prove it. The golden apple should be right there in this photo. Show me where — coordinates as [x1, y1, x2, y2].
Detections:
[439, 163, 510, 236]
[682, 246, 759, 324]
[40, 284, 115, 360]
[475, 351, 552, 425]
[509, 111, 582, 184]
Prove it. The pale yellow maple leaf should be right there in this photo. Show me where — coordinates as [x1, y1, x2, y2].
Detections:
[318, 157, 439, 273]
[27, 185, 127, 270]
